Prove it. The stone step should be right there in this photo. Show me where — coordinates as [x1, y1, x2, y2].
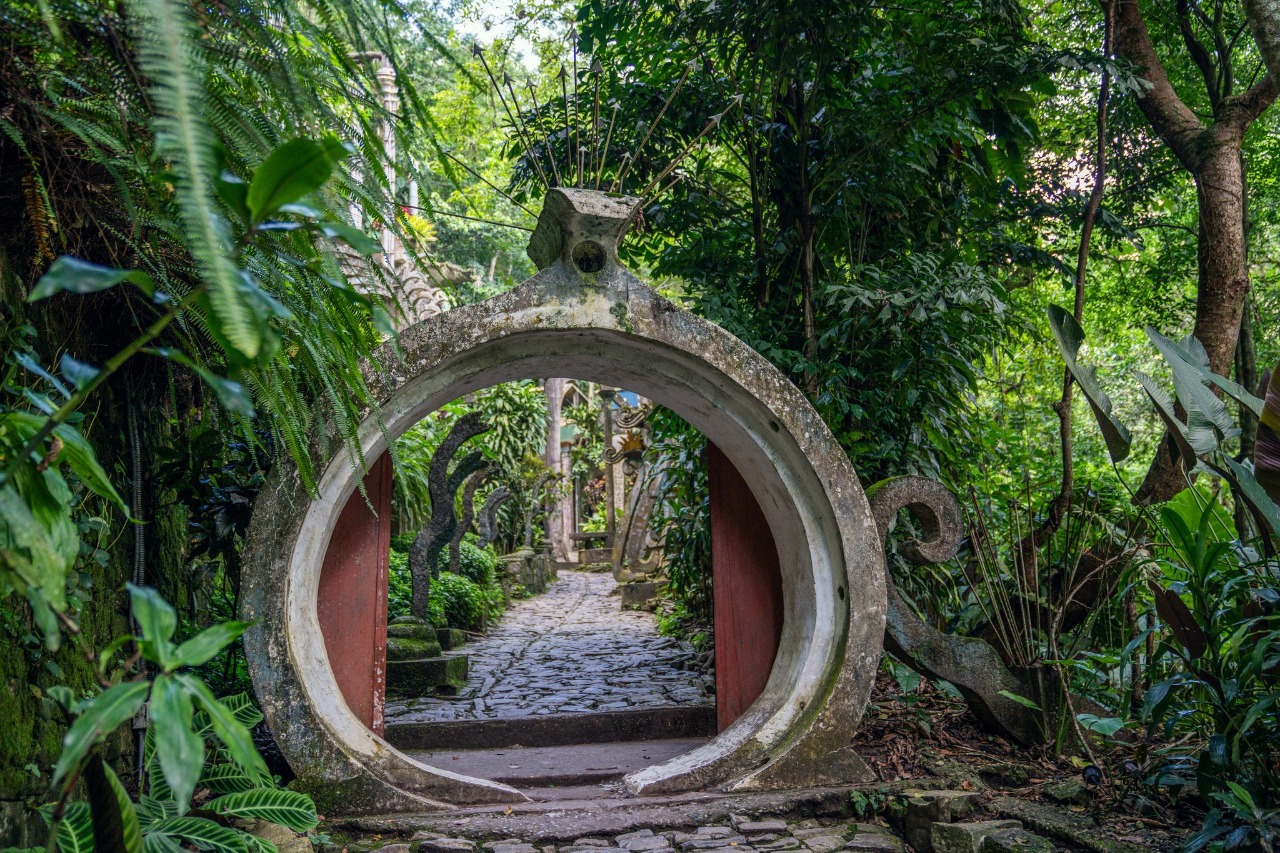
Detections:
[338, 785, 860, 843]
[404, 738, 708, 787]
[386, 707, 716, 751]
[387, 653, 469, 695]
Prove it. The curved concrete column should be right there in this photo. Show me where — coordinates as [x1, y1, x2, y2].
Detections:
[241, 189, 886, 814]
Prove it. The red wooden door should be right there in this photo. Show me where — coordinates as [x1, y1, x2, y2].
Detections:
[318, 452, 392, 735]
[707, 444, 784, 731]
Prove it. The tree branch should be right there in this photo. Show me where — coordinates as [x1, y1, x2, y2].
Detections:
[1113, 0, 1206, 168]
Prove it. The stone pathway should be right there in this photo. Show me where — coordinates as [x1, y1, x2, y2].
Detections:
[385, 570, 714, 723]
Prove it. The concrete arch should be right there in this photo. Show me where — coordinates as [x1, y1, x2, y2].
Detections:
[241, 191, 886, 815]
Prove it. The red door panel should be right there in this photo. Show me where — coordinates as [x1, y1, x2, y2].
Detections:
[707, 444, 784, 732]
[317, 452, 392, 735]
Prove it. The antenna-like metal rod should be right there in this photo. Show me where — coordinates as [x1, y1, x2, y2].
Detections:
[612, 58, 696, 193]
[559, 66, 572, 188]
[637, 95, 742, 199]
[504, 72, 550, 188]
[526, 80, 564, 187]
[473, 45, 546, 189]
[439, 148, 537, 218]
[571, 28, 581, 186]
[595, 101, 619, 190]
[591, 59, 603, 188]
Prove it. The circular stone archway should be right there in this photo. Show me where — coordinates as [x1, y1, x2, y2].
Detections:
[241, 190, 887, 815]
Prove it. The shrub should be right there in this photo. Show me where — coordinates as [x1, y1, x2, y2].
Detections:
[432, 572, 488, 631]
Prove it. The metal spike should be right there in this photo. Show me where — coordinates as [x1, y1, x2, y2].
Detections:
[636, 94, 742, 200]
[571, 30, 581, 186]
[558, 65, 572, 186]
[504, 72, 550, 188]
[612, 58, 696, 193]
[595, 101, 619, 190]
[474, 46, 547, 190]
[591, 60, 603, 188]
[526, 80, 563, 188]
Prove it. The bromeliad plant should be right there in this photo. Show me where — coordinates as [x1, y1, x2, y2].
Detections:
[35, 584, 317, 853]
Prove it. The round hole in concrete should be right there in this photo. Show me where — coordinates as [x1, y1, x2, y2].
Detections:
[572, 240, 606, 273]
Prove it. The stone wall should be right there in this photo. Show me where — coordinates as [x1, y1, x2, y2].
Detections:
[499, 547, 557, 600]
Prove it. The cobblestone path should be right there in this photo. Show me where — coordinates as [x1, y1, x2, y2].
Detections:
[385, 570, 714, 723]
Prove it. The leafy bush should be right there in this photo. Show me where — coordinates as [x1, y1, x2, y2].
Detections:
[1138, 502, 1280, 851]
[442, 537, 500, 586]
[432, 572, 488, 632]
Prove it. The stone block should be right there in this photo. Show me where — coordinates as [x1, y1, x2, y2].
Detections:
[892, 791, 980, 853]
[437, 628, 468, 650]
[844, 834, 904, 853]
[982, 829, 1054, 853]
[0, 800, 45, 848]
[735, 820, 789, 834]
[240, 819, 311, 853]
[803, 836, 844, 853]
[388, 616, 434, 640]
[386, 637, 443, 661]
[1042, 780, 1087, 806]
[931, 822, 1022, 853]
[387, 653, 468, 694]
[379, 846, 413, 853]
[417, 840, 477, 853]
[571, 840, 612, 848]
[620, 581, 659, 608]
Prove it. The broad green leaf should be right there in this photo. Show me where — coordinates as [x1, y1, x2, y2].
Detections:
[27, 257, 156, 301]
[177, 675, 269, 785]
[1147, 330, 1239, 451]
[143, 833, 185, 853]
[127, 584, 177, 668]
[173, 621, 249, 668]
[207, 788, 318, 832]
[1047, 305, 1131, 462]
[59, 355, 101, 390]
[1148, 328, 1263, 417]
[318, 221, 381, 256]
[53, 680, 149, 786]
[149, 674, 204, 813]
[1137, 372, 1200, 466]
[1076, 713, 1125, 736]
[247, 137, 348, 224]
[0, 411, 126, 511]
[147, 817, 251, 853]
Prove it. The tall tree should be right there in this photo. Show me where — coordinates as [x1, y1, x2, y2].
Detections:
[1111, 0, 1276, 503]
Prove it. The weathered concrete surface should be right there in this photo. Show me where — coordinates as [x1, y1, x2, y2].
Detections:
[865, 477, 1042, 746]
[241, 187, 885, 813]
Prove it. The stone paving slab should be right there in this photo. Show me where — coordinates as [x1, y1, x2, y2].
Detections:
[385, 571, 714, 724]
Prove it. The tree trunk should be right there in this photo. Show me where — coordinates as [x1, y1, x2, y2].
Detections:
[1112, 0, 1275, 505]
[1136, 140, 1253, 503]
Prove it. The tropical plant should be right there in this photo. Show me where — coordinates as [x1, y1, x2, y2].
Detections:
[24, 584, 317, 853]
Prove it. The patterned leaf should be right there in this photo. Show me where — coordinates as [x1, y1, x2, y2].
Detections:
[147, 817, 251, 853]
[207, 788, 318, 832]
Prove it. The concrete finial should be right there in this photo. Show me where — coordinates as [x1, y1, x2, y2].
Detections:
[526, 188, 641, 275]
